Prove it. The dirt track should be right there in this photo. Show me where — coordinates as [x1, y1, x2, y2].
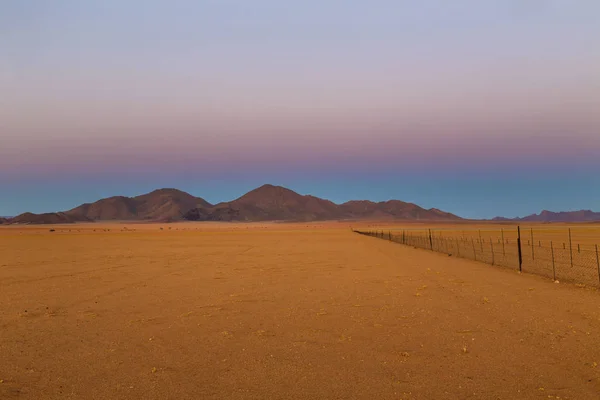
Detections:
[1, 225, 599, 399]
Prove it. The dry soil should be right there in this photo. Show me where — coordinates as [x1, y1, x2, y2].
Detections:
[1, 223, 599, 399]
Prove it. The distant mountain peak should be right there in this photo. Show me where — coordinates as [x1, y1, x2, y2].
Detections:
[257, 183, 278, 189]
[141, 188, 190, 196]
[248, 184, 294, 193]
[234, 184, 303, 204]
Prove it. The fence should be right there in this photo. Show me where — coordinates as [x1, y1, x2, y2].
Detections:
[354, 227, 600, 287]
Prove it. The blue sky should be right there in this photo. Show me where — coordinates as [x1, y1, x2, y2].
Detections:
[1, 1, 599, 218]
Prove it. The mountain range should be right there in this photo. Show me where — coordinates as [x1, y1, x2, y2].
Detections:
[3, 185, 598, 225]
[493, 210, 600, 223]
[1, 184, 461, 224]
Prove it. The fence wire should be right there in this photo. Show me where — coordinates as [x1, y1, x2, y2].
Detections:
[355, 228, 600, 287]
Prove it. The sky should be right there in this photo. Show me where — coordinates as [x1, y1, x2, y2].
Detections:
[1, 0, 599, 219]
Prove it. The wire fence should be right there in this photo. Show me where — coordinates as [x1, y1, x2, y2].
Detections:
[354, 227, 600, 287]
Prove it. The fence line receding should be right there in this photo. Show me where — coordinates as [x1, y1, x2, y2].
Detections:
[354, 227, 600, 287]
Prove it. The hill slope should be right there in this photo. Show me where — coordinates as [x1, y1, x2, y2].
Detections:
[10, 212, 92, 225]
[339, 200, 460, 220]
[66, 189, 211, 221]
[184, 184, 343, 222]
[133, 189, 211, 220]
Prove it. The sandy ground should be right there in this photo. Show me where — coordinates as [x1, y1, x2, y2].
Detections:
[1, 223, 600, 399]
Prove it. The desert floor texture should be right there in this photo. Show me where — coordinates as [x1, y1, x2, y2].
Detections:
[1, 222, 600, 399]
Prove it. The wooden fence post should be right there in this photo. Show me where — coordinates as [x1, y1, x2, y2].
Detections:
[428, 229, 433, 250]
[517, 226, 522, 272]
[569, 228, 573, 268]
[551, 241, 556, 281]
[596, 244, 600, 286]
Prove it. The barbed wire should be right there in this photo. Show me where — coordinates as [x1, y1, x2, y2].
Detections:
[354, 228, 600, 287]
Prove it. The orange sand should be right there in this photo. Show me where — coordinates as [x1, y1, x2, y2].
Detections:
[1, 223, 599, 399]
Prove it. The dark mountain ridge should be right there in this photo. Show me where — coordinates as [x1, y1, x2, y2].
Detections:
[493, 210, 600, 223]
[4, 184, 462, 224]
[66, 188, 211, 221]
[182, 184, 462, 222]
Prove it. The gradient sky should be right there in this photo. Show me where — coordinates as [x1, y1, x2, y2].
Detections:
[1, 0, 599, 218]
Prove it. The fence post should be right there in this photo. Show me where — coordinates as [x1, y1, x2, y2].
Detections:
[472, 238, 476, 261]
[428, 229, 433, 250]
[501, 228, 505, 256]
[569, 228, 573, 268]
[530, 228, 535, 261]
[517, 226, 522, 272]
[551, 241, 556, 281]
[490, 238, 494, 265]
[596, 244, 600, 286]
[478, 230, 483, 252]
[456, 238, 460, 257]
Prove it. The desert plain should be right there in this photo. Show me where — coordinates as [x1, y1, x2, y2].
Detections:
[1, 222, 600, 399]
